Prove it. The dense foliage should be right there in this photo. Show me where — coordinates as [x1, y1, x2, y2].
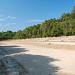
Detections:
[0, 6, 75, 40]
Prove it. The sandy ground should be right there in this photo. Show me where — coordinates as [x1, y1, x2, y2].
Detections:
[0, 36, 75, 75]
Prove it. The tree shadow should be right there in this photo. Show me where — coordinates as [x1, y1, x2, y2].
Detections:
[0, 46, 28, 55]
[0, 45, 59, 75]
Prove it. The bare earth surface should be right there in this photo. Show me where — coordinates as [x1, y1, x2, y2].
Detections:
[0, 36, 75, 75]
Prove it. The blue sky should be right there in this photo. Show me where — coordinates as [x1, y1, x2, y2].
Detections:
[0, 0, 75, 31]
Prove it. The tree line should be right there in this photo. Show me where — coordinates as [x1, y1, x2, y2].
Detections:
[0, 6, 75, 40]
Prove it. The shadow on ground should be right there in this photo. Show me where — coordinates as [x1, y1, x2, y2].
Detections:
[0, 45, 59, 75]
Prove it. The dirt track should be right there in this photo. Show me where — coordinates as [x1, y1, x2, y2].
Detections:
[0, 36, 75, 75]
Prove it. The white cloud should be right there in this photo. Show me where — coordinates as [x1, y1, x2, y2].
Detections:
[6, 16, 16, 19]
[0, 24, 3, 26]
[11, 23, 16, 25]
[0, 15, 16, 22]
[0, 22, 16, 27]
[3, 23, 16, 25]
[0, 18, 5, 21]
[27, 19, 44, 23]
[0, 16, 5, 21]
